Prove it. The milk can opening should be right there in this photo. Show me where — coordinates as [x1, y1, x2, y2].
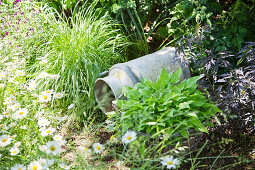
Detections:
[94, 79, 115, 112]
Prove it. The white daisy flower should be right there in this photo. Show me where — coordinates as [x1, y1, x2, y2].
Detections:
[38, 72, 49, 79]
[0, 134, 12, 147]
[45, 141, 61, 155]
[2, 111, 10, 118]
[38, 158, 48, 169]
[54, 92, 64, 99]
[28, 80, 37, 91]
[15, 70, 25, 76]
[53, 135, 63, 141]
[38, 117, 50, 127]
[51, 74, 60, 79]
[14, 141, 21, 147]
[121, 131, 137, 144]
[10, 147, 20, 156]
[43, 89, 54, 95]
[58, 115, 67, 121]
[0, 115, 3, 120]
[39, 145, 47, 152]
[1, 126, 9, 133]
[41, 59, 48, 64]
[38, 92, 51, 102]
[68, 104, 74, 109]
[0, 72, 6, 79]
[10, 103, 21, 112]
[116, 161, 124, 167]
[15, 108, 28, 119]
[53, 135, 66, 145]
[4, 97, 12, 105]
[41, 128, 56, 137]
[0, 83, 4, 88]
[9, 122, 16, 127]
[59, 163, 69, 170]
[78, 146, 91, 153]
[160, 156, 179, 169]
[92, 143, 104, 154]
[9, 96, 16, 102]
[11, 164, 26, 170]
[20, 125, 27, 129]
[27, 160, 43, 170]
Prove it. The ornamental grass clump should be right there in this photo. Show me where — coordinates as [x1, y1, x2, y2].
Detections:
[31, 2, 130, 121]
[108, 68, 221, 144]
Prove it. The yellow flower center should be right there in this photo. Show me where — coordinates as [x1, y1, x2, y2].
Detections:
[13, 151, 17, 154]
[19, 112, 24, 115]
[15, 106, 18, 108]
[127, 136, 132, 140]
[47, 130, 51, 134]
[84, 148, 88, 151]
[58, 95, 61, 97]
[50, 146, 56, 151]
[167, 161, 173, 165]
[19, 168, 21, 170]
[32, 165, 37, 170]
[96, 146, 101, 150]
[11, 98, 14, 100]
[46, 91, 50, 93]
[4, 113, 8, 115]
[0, 125, 4, 127]
[43, 95, 48, 99]
[2, 138, 7, 142]
[2, 129, 6, 131]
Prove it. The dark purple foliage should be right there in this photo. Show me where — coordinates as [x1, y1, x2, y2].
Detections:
[176, 35, 255, 136]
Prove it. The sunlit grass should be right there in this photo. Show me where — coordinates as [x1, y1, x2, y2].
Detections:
[29, 2, 130, 122]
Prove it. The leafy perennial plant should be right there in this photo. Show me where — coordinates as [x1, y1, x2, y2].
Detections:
[108, 68, 221, 143]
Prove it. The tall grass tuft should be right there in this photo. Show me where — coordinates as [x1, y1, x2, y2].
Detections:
[30, 2, 129, 122]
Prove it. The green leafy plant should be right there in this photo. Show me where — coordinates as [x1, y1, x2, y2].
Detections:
[108, 68, 221, 143]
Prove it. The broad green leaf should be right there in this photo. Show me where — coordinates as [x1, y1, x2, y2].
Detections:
[166, 109, 174, 117]
[187, 112, 208, 133]
[178, 102, 190, 109]
[187, 112, 198, 117]
[189, 118, 208, 133]
[170, 68, 182, 84]
[157, 68, 169, 87]
[185, 76, 201, 88]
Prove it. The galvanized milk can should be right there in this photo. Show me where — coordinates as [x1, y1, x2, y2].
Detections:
[95, 47, 191, 112]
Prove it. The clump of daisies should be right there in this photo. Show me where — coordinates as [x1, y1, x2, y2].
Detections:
[38, 89, 64, 103]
